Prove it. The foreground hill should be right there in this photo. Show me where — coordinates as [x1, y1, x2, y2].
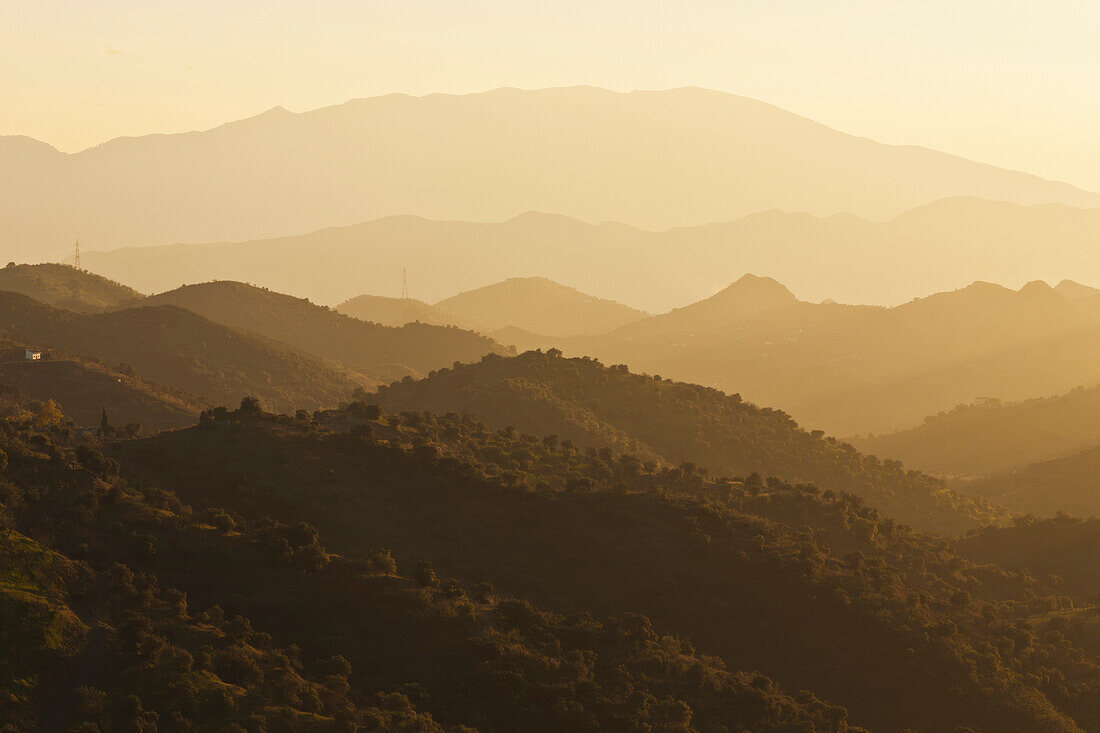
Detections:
[852, 385, 1100, 478]
[0, 390, 871, 732]
[139, 281, 509, 382]
[0, 291, 355, 412]
[570, 275, 1100, 435]
[963, 444, 1100, 518]
[79, 198, 1100, 312]
[106, 402, 1100, 732]
[0, 262, 141, 312]
[8, 85, 1099, 262]
[436, 276, 646, 337]
[370, 349, 1003, 534]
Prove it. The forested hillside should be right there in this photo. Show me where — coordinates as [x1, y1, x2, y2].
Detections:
[371, 349, 1003, 534]
[1, 389, 867, 732]
[958, 516, 1100, 600]
[139, 281, 510, 382]
[104, 400, 1100, 732]
[0, 291, 356, 413]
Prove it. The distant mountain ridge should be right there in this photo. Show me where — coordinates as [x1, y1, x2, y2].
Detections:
[5, 85, 1100, 262]
[77, 197, 1100, 312]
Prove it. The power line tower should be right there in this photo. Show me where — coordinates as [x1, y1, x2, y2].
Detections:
[74, 240, 81, 270]
[402, 266, 408, 299]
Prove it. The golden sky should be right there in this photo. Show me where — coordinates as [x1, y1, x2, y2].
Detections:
[4, 1, 1100, 191]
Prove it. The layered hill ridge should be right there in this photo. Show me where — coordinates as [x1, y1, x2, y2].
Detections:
[610, 274, 810, 340]
[7, 86, 1100, 261]
[337, 276, 645, 339]
[0, 262, 141, 312]
[77, 196, 1100, 312]
[851, 385, 1100, 479]
[0, 290, 356, 412]
[370, 349, 1005, 534]
[137, 281, 510, 382]
[336, 295, 478, 330]
[560, 275, 1100, 435]
[1057, 279, 1100, 308]
[965, 444, 1100, 519]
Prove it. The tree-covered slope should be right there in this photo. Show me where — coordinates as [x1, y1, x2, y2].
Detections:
[957, 515, 1100, 601]
[0, 393, 862, 733]
[370, 349, 1004, 534]
[106, 403, 1097, 732]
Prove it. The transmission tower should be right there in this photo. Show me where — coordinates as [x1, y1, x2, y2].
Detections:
[74, 240, 81, 270]
[402, 267, 408, 299]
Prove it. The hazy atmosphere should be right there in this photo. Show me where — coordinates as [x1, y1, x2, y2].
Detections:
[4, 3, 1100, 732]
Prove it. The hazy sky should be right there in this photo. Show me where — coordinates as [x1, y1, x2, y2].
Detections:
[4, 1, 1100, 191]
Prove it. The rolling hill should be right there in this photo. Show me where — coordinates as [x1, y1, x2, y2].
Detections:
[0, 355, 201, 432]
[435, 276, 647, 337]
[6, 85, 1100, 262]
[0, 290, 356, 412]
[369, 348, 1004, 534]
[137, 281, 510, 382]
[336, 294, 478, 330]
[78, 197, 1100, 312]
[851, 385, 1100, 479]
[0, 262, 141, 312]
